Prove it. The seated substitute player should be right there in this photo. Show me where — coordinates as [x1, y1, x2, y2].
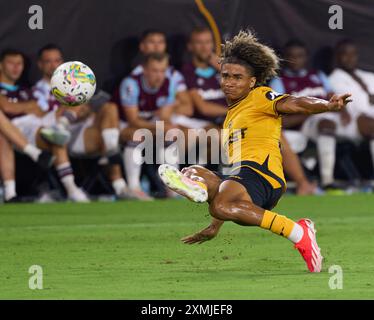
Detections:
[0, 48, 88, 202]
[34, 44, 138, 200]
[270, 40, 338, 190]
[328, 39, 374, 175]
[130, 29, 197, 171]
[118, 52, 179, 198]
[175, 27, 227, 165]
[131, 29, 192, 117]
[179, 26, 227, 127]
[159, 31, 351, 272]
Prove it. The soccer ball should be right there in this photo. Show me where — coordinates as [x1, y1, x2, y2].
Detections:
[51, 61, 96, 106]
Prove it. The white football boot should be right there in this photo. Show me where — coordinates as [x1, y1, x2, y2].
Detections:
[158, 164, 208, 203]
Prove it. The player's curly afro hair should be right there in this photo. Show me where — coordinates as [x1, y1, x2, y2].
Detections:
[221, 30, 280, 85]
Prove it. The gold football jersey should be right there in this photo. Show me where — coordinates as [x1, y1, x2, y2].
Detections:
[223, 86, 289, 189]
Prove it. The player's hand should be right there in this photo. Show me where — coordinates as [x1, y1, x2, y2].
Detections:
[181, 225, 219, 244]
[327, 94, 352, 111]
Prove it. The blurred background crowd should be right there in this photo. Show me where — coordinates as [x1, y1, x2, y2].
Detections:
[0, 0, 373, 203]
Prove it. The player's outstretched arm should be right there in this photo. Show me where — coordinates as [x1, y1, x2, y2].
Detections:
[275, 93, 352, 115]
[181, 218, 224, 244]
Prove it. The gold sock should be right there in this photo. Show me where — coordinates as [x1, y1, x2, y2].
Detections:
[260, 210, 296, 238]
[193, 180, 207, 191]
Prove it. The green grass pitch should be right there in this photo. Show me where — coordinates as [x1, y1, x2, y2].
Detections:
[1, 194, 374, 299]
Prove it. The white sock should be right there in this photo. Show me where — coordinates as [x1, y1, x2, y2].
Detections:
[124, 146, 142, 190]
[23, 144, 42, 162]
[60, 175, 79, 197]
[369, 140, 374, 170]
[317, 135, 336, 186]
[102, 128, 119, 153]
[4, 180, 16, 201]
[112, 178, 127, 196]
[287, 223, 304, 244]
[56, 163, 78, 196]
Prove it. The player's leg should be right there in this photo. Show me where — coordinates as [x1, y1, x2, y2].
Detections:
[159, 164, 225, 243]
[0, 133, 17, 201]
[121, 126, 153, 200]
[208, 178, 322, 272]
[35, 129, 89, 202]
[357, 114, 374, 170]
[0, 112, 54, 169]
[180, 165, 222, 202]
[158, 163, 223, 203]
[316, 119, 337, 188]
[95, 102, 121, 161]
[280, 133, 316, 195]
[72, 115, 144, 200]
[0, 110, 30, 150]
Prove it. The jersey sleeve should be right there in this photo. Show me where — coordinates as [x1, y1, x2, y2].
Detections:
[161, 81, 177, 107]
[172, 70, 187, 92]
[119, 77, 139, 107]
[260, 87, 289, 117]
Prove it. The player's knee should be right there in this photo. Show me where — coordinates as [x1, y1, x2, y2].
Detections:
[209, 198, 231, 221]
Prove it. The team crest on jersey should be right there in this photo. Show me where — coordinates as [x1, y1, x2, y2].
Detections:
[265, 90, 283, 101]
[197, 78, 204, 86]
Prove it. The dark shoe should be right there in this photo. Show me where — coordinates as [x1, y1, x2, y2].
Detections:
[5, 195, 23, 203]
[37, 151, 55, 170]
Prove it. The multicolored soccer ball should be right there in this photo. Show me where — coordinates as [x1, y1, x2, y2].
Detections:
[51, 61, 96, 106]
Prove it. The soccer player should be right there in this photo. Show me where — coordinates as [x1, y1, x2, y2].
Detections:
[159, 31, 351, 272]
[0, 48, 88, 202]
[118, 52, 179, 198]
